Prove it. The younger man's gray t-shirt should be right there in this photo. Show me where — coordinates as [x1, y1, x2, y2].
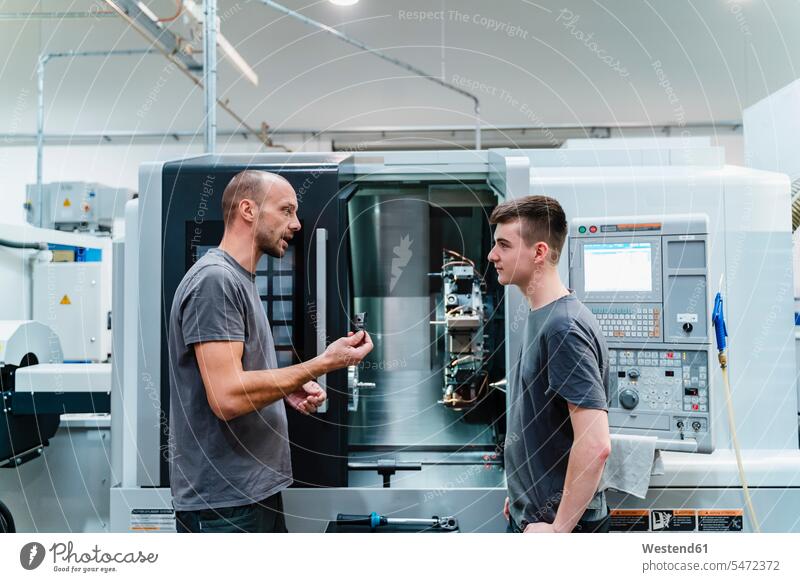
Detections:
[505, 292, 609, 527]
[167, 248, 292, 511]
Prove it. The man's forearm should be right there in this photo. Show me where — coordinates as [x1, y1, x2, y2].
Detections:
[552, 441, 609, 533]
[223, 355, 332, 419]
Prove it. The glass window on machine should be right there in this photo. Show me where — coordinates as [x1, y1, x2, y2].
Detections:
[256, 244, 298, 366]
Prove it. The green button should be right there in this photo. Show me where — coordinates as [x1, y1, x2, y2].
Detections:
[578, 226, 587, 233]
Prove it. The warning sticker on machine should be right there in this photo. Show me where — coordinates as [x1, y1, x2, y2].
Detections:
[651, 509, 697, 532]
[130, 508, 176, 532]
[697, 509, 743, 532]
[609, 509, 649, 532]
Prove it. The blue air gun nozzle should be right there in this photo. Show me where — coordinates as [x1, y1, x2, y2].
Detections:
[712, 292, 727, 352]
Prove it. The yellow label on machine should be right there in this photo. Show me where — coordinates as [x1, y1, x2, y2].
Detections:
[60, 294, 71, 305]
[63, 197, 71, 207]
[51, 249, 75, 262]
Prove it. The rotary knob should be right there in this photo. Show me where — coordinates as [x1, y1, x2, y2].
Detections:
[619, 388, 640, 410]
[627, 368, 640, 380]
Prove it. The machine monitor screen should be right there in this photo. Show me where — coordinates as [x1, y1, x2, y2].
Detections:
[583, 242, 653, 293]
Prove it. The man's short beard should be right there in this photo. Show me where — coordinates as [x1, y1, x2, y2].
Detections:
[256, 230, 281, 258]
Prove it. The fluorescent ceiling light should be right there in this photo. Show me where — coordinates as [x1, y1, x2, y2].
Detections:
[329, 0, 359, 6]
[216, 34, 258, 87]
[182, 0, 259, 86]
[136, 1, 161, 24]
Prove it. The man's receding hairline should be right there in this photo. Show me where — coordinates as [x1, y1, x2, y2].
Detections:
[233, 170, 290, 192]
[221, 170, 294, 224]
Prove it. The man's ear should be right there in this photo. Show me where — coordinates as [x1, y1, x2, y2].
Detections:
[238, 198, 257, 223]
[533, 241, 550, 263]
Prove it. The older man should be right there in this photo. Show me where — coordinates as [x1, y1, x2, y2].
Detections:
[168, 170, 373, 533]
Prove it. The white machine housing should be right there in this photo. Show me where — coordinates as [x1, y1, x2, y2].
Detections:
[0, 320, 62, 367]
[15, 363, 111, 395]
[111, 144, 800, 533]
[743, 80, 800, 415]
[0, 224, 114, 532]
[26, 181, 133, 232]
[494, 141, 796, 453]
[32, 260, 111, 362]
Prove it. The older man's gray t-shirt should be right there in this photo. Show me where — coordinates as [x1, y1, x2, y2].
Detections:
[167, 248, 292, 511]
[505, 292, 609, 527]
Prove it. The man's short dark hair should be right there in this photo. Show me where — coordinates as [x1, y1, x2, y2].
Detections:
[221, 170, 272, 225]
[489, 195, 567, 264]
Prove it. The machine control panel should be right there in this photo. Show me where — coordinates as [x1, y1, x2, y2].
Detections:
[608, 347, 710, 451]
[570, 215, 712, 453]
[613, 349, 682, 411]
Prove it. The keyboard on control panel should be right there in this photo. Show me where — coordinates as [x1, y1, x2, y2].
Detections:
[592, 305, 661, 339]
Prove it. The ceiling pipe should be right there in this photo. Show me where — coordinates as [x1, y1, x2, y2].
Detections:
[36, 48, 158, 226]
[203, 0, 217, 153]
[0, 11, 116, 20]
[256, 0, 482, 149]
[102, 0, 267, 146]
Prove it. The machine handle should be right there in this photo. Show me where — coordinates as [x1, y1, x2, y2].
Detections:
[347, 460, 422, 488]
[315, 228, 328, 414]
[655, 438, 699, 453]
[347, 461, 423, 471]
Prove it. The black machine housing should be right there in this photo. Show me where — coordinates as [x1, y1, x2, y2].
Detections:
[156, 154, 506, 489]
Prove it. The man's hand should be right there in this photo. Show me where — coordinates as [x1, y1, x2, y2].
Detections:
[524, 522, 556, 533]
[285, 381, 326, 415]
[503, 497, 510, 523]
[323, 330, 373, 370]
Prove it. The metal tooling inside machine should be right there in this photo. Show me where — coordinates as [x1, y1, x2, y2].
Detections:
[345, 183, 505, 489]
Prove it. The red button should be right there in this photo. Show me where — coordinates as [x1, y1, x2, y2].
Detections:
[692, 404, 699, 411]
[589, 226, 598, 233]
[667, 352, 673, 358]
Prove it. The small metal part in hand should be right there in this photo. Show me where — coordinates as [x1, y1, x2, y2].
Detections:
[353, 311, 367, 332]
